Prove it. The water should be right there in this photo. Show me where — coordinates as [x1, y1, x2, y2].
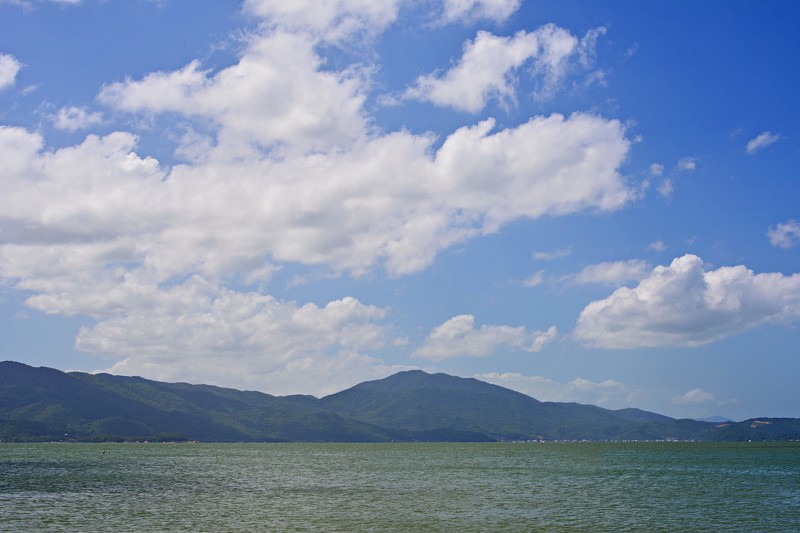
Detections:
[1, 442, 798, 532]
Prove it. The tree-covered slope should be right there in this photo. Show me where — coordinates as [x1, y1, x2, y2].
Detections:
[2, 362, 798, 442]
[0, 361, 397, 442]
[320, 370, 714, 441]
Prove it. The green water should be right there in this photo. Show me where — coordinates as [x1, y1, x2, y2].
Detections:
[1, 442, 798, 532]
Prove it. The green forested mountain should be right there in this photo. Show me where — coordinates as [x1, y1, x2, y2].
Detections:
[0, 361, 398, 442]
[321, 370, 714, 441]
[1, 362, 798, 442]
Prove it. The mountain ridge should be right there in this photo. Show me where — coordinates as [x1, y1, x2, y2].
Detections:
[2, 361, 798, 442]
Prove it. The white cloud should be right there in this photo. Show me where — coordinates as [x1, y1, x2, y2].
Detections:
[0, 5, 634, 392]
[71, 277, 395, 395]
[404, 24, 603, 112]
[88, 24, 630, 277]
[657, 178, 673, 200]
[672, 387, 714, 406]
[577, 26, 606, 68]
[0, 129, 163, 249]
[522, 270, 544, 287]
[242, 0, 401, 42]
[575, 254, 800, 348]
[414, 314, 556, 360]
[53, 106, 103, 132]
[768, 220, 800, 249]
[432, 114, 632, 233]
[533, 246, 572, 261]
[243, 0, 519, 38]
[649, 163, 664, 176]
[0, 113, 631, 281]
[0, 53, 21, 90]
[441, 0, 520, 24]
[647, 240, 666, 252]
[0, 0, 81, 7]
[478, 372, 633, 407]
[746, 131, 780, 155]
[677, 157, 696, 171]
[99, 32, 369, 157]
[0, 125, 44, 176]
[570, 259, 649, 286]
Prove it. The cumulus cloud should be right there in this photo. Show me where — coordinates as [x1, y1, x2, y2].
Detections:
[73, 277, 396, 395]
[672, 387, 714, 406]
[574, 254, 800, 348]
[441, 0, 520, 24]
[0, 53, 21, 90]
[767, 220, 800, 249]
[647, 240, 666, 252]
[98, 33, 369, 157]
[414, 315, 556, 360]
[89, 17, 631, 277]
[431, 115, 631, 232]
[746, 131, 780, 155]
[21, 114, 627, 279]
[242, 0, 402, 42]
[570, 259, 649, 286]
[477, 372, 633, 406]
[0, 129, 163, 248]
[53, 106, 103, 132]
[0, 2, 634, 391]
[404, 24, 604, 112]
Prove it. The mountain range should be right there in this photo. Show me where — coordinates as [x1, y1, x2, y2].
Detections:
[2, 361, 798, 442]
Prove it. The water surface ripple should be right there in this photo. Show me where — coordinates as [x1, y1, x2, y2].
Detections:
[1, 442, 798, 531]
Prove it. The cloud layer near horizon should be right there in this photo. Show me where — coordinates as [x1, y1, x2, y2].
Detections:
[478, 371, 634, 407]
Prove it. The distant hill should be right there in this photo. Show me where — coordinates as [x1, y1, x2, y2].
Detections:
[2, 361, 799, 442]
[320, 370, 740, 441]
[0, 361, 398, 443]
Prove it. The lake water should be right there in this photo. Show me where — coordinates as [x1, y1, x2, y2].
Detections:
[1, 442, 798, 531]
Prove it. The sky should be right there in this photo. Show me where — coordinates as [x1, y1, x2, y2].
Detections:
[0, 0, 798, 421]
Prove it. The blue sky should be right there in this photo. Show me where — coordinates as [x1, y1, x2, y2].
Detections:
[1, 0, 798, 420]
